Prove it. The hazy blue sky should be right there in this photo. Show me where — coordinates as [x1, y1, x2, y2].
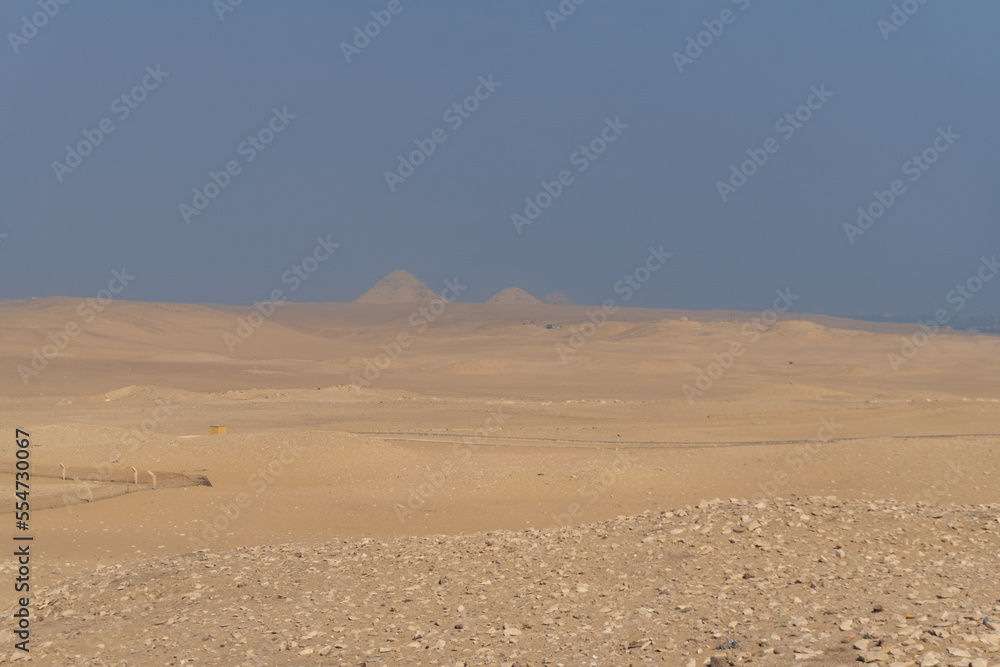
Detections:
[2, 1, 998, 317]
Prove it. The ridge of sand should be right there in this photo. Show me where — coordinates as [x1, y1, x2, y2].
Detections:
[353, 269, 436, 304]
[486, 287, 542, 304]
[4, 298, 1000, 400]
[0, 297, 340, 362]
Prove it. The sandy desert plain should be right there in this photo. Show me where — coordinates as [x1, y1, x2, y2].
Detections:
[2, 272, 1000, 667]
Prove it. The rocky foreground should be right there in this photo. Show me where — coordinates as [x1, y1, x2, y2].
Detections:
[5, 497, 1000, 666]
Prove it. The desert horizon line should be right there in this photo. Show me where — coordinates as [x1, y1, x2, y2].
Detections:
[5, 293, 1000, 331]
[7, 268, 999, 325]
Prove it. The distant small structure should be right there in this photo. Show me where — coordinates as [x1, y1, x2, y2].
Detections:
[543, 291, 573, 306]
[486, 287, 542, 304]
[210, 425, 227, 435]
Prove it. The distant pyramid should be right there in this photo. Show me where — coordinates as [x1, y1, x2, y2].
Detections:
[543, 291, 573, 306]
[354, 270, 436, 304]
[486, 287, 542, 304]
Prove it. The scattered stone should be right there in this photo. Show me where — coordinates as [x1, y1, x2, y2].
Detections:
[502, 624, 522, 637]
[7, 496, 1000, 666]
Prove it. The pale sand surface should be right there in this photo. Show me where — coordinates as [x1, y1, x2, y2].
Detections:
[1, 297, 999, 664]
